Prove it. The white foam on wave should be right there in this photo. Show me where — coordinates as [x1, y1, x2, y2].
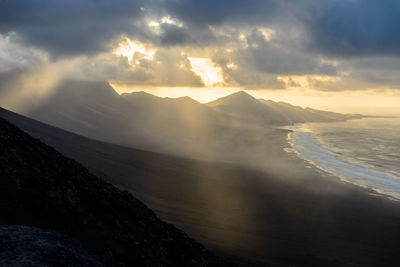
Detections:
[286, 124, 400, 200]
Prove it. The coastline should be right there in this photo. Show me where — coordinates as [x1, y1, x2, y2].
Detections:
[284, 121, 400, 201]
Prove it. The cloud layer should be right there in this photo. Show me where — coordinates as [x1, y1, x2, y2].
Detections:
[1, 0, 400, 91]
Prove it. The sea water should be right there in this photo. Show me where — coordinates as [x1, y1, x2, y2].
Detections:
[286, 118, 400, 199]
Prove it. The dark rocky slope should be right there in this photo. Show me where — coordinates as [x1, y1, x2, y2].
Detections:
[0, 225, 105, 266]
[0, 116, 230, 266]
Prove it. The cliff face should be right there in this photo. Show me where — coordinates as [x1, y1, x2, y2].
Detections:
[0, 116, 229, 266]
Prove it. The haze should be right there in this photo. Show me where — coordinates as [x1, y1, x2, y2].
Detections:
[1, 1, 400, 115]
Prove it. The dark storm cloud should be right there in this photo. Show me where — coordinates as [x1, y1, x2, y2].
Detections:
[2, 0, 400, 90]
[163, 0, 280, 26]
[238, 30, 337, 75]
[163, 0, 400, 58]
[2, 0, 400, 59]
[0, 0, 145, 56]
[158, 23, 190, 45]
[340, 57, 400, 88]
[302, 0, 400, 57]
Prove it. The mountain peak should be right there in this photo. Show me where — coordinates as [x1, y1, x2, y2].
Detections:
[169, 96, 200, 104]
[206, 90, 258, 107]
[227, 90, 255, 99]
[54, 80, 120, 99]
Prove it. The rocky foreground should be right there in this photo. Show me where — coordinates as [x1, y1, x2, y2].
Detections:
[0, 116, 231, 266]
[0, 225, 105, 266]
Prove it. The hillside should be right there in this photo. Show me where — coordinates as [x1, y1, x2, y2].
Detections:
[0, 114, 230, 266]
[121, 91, 221, 138]
[2, 107, 400, 267]
[206, 91, 290, 125]
[259, 99, 356, 123]
[206, 91, 361, 125]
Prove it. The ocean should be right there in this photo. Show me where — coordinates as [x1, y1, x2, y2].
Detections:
[286, 117, 400, 199]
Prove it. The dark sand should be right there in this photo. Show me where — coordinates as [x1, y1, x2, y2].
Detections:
[2, 108, 400, 266]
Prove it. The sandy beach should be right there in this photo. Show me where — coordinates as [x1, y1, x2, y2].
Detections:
[2, 109, 400, 266]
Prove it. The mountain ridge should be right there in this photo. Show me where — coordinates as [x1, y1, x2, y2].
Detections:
[2, 80, 363, 161]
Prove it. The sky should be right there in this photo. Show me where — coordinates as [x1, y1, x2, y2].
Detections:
[1, 0, 400, 115]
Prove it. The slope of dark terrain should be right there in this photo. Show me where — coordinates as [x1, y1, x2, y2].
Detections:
[2, 107, 400, 267]
[0, 115, 230, 266]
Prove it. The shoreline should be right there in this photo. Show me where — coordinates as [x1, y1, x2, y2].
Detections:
[284, 120, 400, 201]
